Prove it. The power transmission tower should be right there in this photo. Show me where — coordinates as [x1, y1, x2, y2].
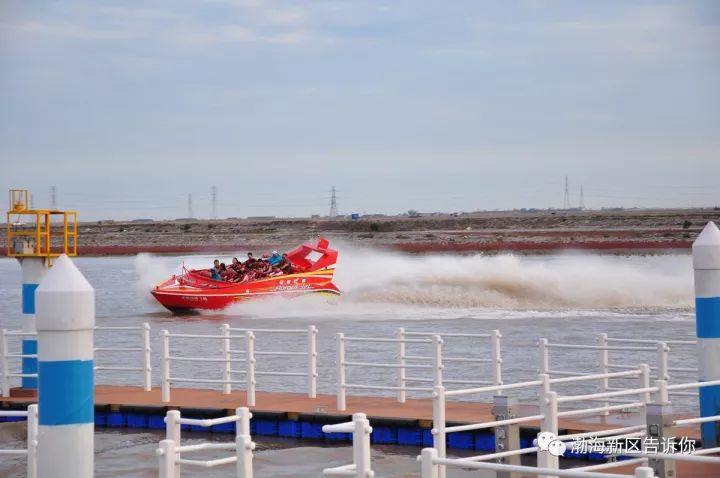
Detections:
[187, 193, 194, 219]
[329, 187, 338, 218]
[562, 176, 571, 210]
[211, 185, 217, 220]
[579, 184, 585, 210]
[51, 186, 57, 209]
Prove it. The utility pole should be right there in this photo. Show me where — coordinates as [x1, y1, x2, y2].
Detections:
[579, 185, 585, 210]
[51, 186, 57, 209]
[329, 186, 338, 218]
[563, 176, 571, 210]
[187, 193, 194, 219]
[211, 185, 217, 220]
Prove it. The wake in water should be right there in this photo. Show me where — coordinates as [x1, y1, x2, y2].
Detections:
[134, 248, 694, 312]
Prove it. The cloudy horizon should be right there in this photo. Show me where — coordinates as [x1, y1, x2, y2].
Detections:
[1, 1, 718, 220]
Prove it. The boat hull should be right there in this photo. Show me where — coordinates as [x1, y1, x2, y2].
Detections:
[151, 270, 340, 312]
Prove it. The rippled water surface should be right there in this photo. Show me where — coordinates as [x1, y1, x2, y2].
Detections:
[0, 250, 698, 477]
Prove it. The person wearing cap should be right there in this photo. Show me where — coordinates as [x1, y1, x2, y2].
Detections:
[268, 250, 282, 267]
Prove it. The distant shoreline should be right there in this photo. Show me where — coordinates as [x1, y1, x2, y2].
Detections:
[2, 208, 715, 257]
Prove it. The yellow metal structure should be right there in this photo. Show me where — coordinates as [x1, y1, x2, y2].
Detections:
[6, 189, 78, 260]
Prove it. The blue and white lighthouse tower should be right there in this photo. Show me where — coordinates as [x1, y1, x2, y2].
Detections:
[6, 189, 78, 394]
[693, 221, 720, 447]
[20, 257, 46, 389]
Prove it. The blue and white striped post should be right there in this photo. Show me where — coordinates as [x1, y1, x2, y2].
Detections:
[20, 257, 47, 390]
[693, 221, 720, 448]
[35, 254, 95, 478]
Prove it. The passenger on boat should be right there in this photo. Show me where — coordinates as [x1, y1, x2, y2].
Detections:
[268, 251, 282, 267]
[219, 263, 231, 280]
[210, 259, 222, 280]
[278, 253, 293, 274]
[244, 252, 256, 267]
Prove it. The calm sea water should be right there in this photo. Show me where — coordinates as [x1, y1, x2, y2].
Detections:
[0, 251, 699, 477]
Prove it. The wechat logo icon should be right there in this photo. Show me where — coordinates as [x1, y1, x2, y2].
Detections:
[537, 432, 566, 457]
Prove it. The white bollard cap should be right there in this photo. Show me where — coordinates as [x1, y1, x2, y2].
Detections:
[693, 222, 720, 270]
[36, 255, 95, 331]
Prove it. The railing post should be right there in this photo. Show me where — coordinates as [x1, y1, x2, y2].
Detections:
[157, 439, 176, 478]
[538, 390, 559, 477]
[353, 413, 373, 478]
[246, 331, 256, 407]
[236, 434, 255, 478]
[432, 385, 446, 478]
[598, 333, 609, 415]
[222, 324, 231, 395]
[0, 329, 8, 397]
[27, 403, 37, 478]
[420, 447, 439, 478]
[655, 379, 669, 405]
[492, 395, 520, 478]
[142, 323, 152, 392]
[236, 405, 254, 478]
[657, 342, 669, 381]
[538, 338, 549, 375]
[397, 328, 406, 403]
[336, 333, 346, 411]
[491, 329, 503, 387]
[646, 392, 675, 478]
[161, 330, 170, 403]
[164, 410, 181, 478]
[634, 467, 657, 478]
[639, 363, 651, 403]
[308, 325, 317, 398]
[432, 335, 443, 388]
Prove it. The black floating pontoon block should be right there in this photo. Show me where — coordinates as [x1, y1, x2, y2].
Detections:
[176, 407, 232, 418]
[297, 413, 351, 424]
[365, 416, 420, 429]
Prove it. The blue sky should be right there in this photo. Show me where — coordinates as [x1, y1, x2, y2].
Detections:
[1, 0, 718, 220]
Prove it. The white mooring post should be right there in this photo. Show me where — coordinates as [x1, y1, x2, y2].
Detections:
[537, 390, 559, 478]
[246, 331, 256, 406]
[432, 385, 446, 478]
[432, 335, 443, 387]
[538, 338, 549, 375]
[161, 329, 170, 403]
[236, 407, 254, 477]
[657, 342, 669, 382]
[27, 403, 38, 478]
[1, 329, 9, 397]
[35, 255, 95, 478]
[322, 412, 373, 478]
[491, 329, 503, 386]
[337, 332, 346, 411]
[308, 325, 318, 398]
[165, 409, 181, 478]
[222, 324, 231, 394]
[142, 322, 152, 392]
[397, 327, 406, 403]
[420, 447, 440, 478]
[693, 221, 720, 447]
[598, 333, 609, 415]
[646, 379, 675, 478]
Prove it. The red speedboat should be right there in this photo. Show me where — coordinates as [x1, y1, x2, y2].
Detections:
[151, 238, 341, 312]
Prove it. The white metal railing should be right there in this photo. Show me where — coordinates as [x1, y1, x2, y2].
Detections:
[322, 413, 374, 478]
[419, 448, 657, 478]
[0, 404, 37, 478]
[161, 325, 317, 406]
[94, 323, 152, 391]
[228, 325, 318, 399]
[335, 329, 503, 411]
[157, 407, 254, 478]
[0, 329, 37, 397]
[430, 367, 655, 478]
[1, 324, 152, 396]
